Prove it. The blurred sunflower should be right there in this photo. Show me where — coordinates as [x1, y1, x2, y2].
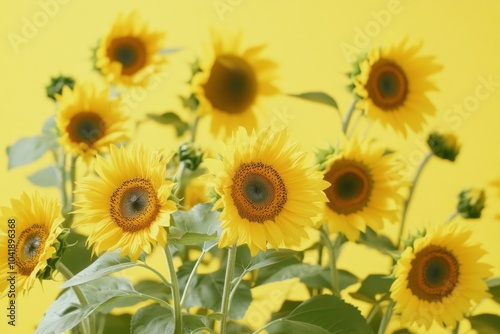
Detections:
[354, 39, 442, 136]
[391, 223, 492, 329]
[193, 32, 279, 138]
[95, 12, 166, 87]
[55, 83, 129, 161]
[73, 145, 177, 261]
[183, 176, 211, 210]
[0, 193, 64, 297]
[320, 140, 405, 241]
[205, 127, 328, 256]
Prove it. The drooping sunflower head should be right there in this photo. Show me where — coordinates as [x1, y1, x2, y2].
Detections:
[55, 82, 130, 160]
[0, 192, 64, 297]
[320, 139, 406, 241]
[73, 144, 177, 261]
[391, 223, 492, 329]
[205, 127, 328, 256]
[95, 11, 166, 87]
[193, 32, 279, 138]
[354, 39, 443, 137]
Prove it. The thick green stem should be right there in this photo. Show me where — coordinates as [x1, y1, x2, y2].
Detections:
[366, 303, 381, 324]
[397, 152, 433, 247]
[377, 300, 394, 334]
[342, 99, 357, 134]
[219, 246, 237, 334]
[320, 226, 340, 296]
[57, 262, 95, 334]
[164, 246, 182, 334]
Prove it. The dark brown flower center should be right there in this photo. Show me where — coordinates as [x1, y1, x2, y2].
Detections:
[366, 59, 408, 110]
[108, 37, 147, 75]
[67, 112, 105, 146]
[407, 245, 460, 301]
[110, 178, 160, 232]
[15, 224, 49, 275]
[231, 162, 287, 223]
[203, 54, 258, 114]
[324, 159, 373, 215]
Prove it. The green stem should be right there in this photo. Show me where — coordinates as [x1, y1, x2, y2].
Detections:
[164, 246, 182, 334]
[60, 151, 68, 214]
[219, 245, 237, 334]
[251, 318, 283, 334]
[180, 245, 216, 306]
[377, 300, 395, 334]
[174, 161, 186, 198]
[366, 303, 381, 324]
[452, 322, 460, 334]
[137, 263, 172, 288]
[57, 262, 95, 334]
[397, 151, 433, 247]
[65, 155, 77, 227]
[445, 210, 459, 223]
[320, 226, 340, 296]
[342, 99, 357, 134]
[191, 116, 200, 143]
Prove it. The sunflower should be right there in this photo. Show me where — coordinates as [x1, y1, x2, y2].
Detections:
[73, 145, 177, 261]
[192, 32, 279, 138]
[205, 127, 328, 256]
[390, 223, 492, 329]
[354, 39, 442, 136]
[95, 12, 166, 87]
[55, 82, 129, 160]
[0, 192, 64, 297]
[320, 139, 406, 241]
[183, 176, 211, 211]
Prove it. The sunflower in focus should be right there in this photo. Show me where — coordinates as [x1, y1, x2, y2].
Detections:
[0, 193, 64, 297]
[73, 145, 177, 261]
[390, 223, 492, 329]
[95, 12, 166, 87]
[55, 83, 129, 161]
[205, 127, 328, 256]
[193, 32, 279, 138]
[320, 140, 406, 241]
[354, 39, 442, 136]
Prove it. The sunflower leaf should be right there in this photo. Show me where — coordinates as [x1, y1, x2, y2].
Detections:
[61, 250, 143, 288]
[357, 227, 397, 255]
[349, 274, 394, 304]
[266, 295, 372, 333]
[486, 277, 500, 304]
[7, 134, 58, 169]
[27, 165, 61, 187]
[468, 314, 500, 334]
[146, 112, 189, 136]
[130, 304, 174, 334]
[288, 92, 338, 110]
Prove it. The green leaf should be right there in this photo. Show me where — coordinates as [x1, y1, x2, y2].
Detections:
[487, 277, 500, 304]
[246, 249, 301, 272]
[130, 304, 174, 334]
[27, 165, 61, 187]
[288, 92, 338, 110]
[171, 203, 222, 251]
[61, 251, 142, 288]
[468, 314, 500, 334]
[183, 268, 251, 320]
[268, 295, 372, 333]
[60, 232, 95, 274]
[183, 314, 209, 333]
[146, 112, 189, 136]
[270, 320, 333, 334]
[134, 279, 170, 301]
[37, 277, 156, 334]
[7, 135, 57, 169]
[169, 228, 218, 246]
[350, 274, 394, 303]
[357, 227, 397, 254]
[100, 314, 131, 334]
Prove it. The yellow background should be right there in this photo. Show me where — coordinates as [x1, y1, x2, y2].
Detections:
[1, 0, 499, 333]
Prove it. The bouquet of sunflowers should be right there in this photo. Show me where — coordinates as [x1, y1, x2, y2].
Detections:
[2, 4, 499, 334]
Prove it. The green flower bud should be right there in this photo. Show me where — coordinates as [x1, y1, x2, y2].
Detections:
[179, 142, 203, 171]
[457, 188, 486, 219]
[427, 132, 460, 162]
[37, 228, 70, 281]
[46, 75, 75, 100]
